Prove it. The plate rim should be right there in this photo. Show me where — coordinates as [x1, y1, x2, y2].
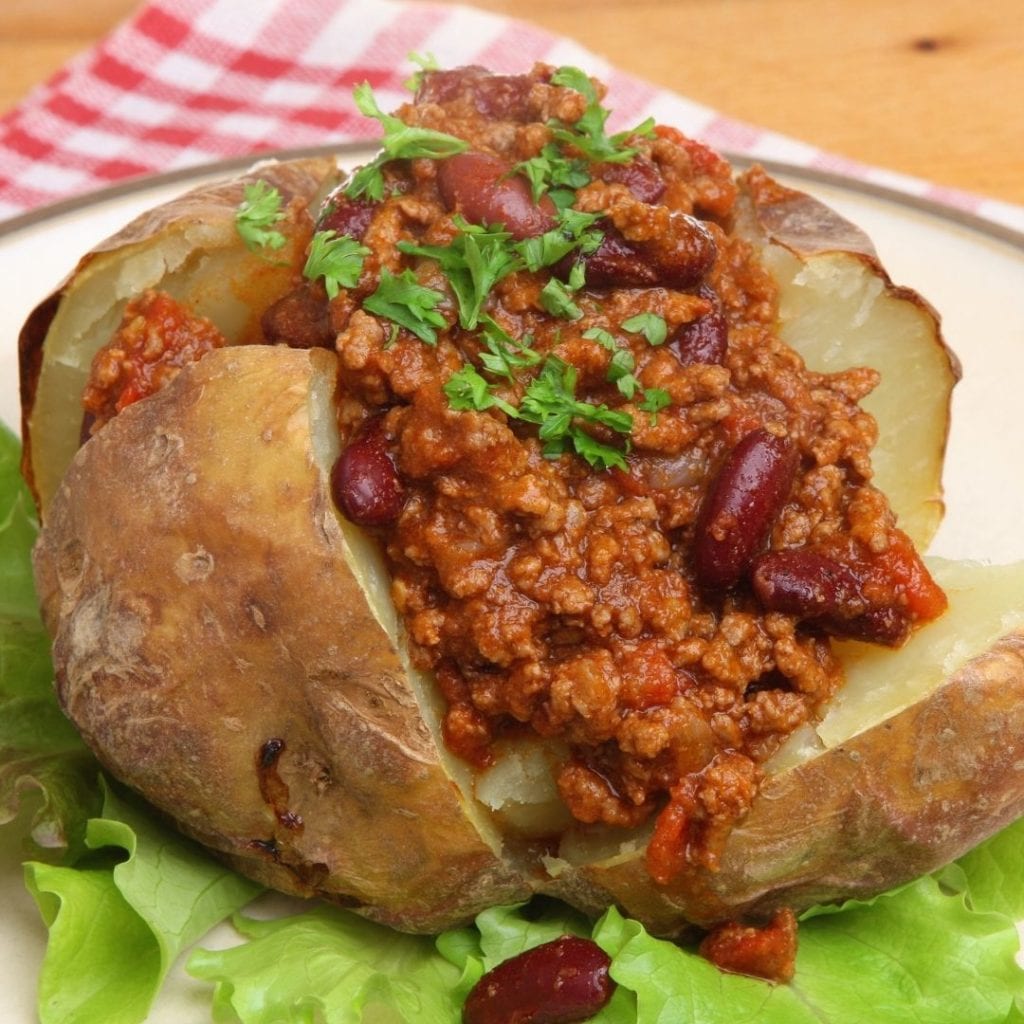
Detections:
[1, 143, 1022, 253]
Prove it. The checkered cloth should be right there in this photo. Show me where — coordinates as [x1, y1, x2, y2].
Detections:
[1, 0, 1022, 233]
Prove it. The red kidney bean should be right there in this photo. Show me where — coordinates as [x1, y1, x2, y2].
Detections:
[437, 152, 557, 240]
[261, 285, 334, 349]
[651, 213, 718, 288]
[599, 156, 666, 204]
[417, 66, 537, 121]
[462, 936, 614, 1024]
[752, 549, 910, 645]
[577, 214, 716, 290]
[317, 191, 378, 240]
[669, 309, 728, 366]
[330, 417, 405, 527]
[693, 429, 798, 591]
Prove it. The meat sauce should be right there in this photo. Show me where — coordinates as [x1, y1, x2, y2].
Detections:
[83, 66, 946, 961]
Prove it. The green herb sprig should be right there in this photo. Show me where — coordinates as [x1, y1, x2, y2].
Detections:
[345, 83, 469, 201]
[549, 66, 656, 165]
[363, 268, 448, 344]
[583, 325, 673, 420]
[514, 143, 591, 206]
[235, 181, 287, 252]
[303, 231, 370, 299]
[519, 356, 633, 469]
[399, 220, 521, 330]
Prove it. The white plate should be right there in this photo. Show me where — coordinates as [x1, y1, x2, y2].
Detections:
[1, 152, 1024, 1022]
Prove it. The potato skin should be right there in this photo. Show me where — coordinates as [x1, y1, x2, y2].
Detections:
[33, 345, 530, 933]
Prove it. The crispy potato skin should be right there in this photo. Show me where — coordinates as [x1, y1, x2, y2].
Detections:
[556, 631, 1024, 934]
[33, 346, 530, 933]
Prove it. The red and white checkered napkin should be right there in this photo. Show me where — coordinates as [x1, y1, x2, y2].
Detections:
[1, 0, 1022, 233]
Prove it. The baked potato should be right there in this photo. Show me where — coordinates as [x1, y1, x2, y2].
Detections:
[21, 65, 1023, 944]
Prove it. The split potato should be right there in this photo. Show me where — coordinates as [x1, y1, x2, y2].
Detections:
[19, 155, 339, 515]
[23, 152, 1022, 938]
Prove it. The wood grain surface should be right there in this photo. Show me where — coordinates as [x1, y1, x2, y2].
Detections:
[2, 0, 1022, 205]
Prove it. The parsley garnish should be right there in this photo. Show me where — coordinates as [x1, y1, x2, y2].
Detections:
[404, 51, 440, 93]
[583, 326, 673, 415]
[444, 364, 519, 417]
[517, 208, 603, 273]
[638, 387, 671, 422]
[303, 231, 370, 299]
[607, 347, 641, 399]
[514, 142, 591, 204]
[540, 278, 584, 321]
[622, 312, 668, 347]
[363, 268, 448, 344]
[400, 220, 521, 329]
[519, 356, 632, 469]
[549, 65, 656, 165]
[476, 317, 541, 380]
[345, 83, 469, 201]
[235, 180, 286, 252]
[442, 350, 633, 471]
[582, 326, 617, 349]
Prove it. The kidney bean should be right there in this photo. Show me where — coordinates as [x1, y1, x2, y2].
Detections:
[599, 156, 666, 204]
[317, 190, 378, 240]
[462, 936, 614, 1024]
[651, 213, 718, 288]
[669, 310, 728, 366]
[330, 417, 405, 527]
[437, 152, 556, 240]
[578, 214, 716, 290]
[693, 429, 798, 591]
[752, 548, 910, 645]
[261, 285, 333, 349]
[417, 66, 537, 121]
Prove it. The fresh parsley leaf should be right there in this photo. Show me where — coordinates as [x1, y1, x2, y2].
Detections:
[514, 143, 591, 203]
[549, 65, 656, 165]
[622, 312, 668, 346]
[303, 231, 370, 299]
[638, 387, 671, 421]
[400, 221, 522, 329]
[517, 208, 603, 273]
[551, 66, 598, 104]
[519, 356, 632, 469]
[540, 278, 583, 321]
[235, 180, 286, 252]
[607, 348, 640, 399]
[346, 82, 469, 200]
[582, 326, 618, 350]
[363, 268, 448, 344]
[476, 317, 541, 380]
[444, 365, 519, 417]
[404, 51, 440, 92]
[571, 430, 631, 471]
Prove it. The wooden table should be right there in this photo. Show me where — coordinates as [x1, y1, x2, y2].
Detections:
[3, 0, 1022, 206]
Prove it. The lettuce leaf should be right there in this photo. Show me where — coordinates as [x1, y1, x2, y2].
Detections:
[187, 907, 465, 1023]
[25, 780, 260, 1024]
[189, 829, 1024, 1024]
[0, 422, 100, 860]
